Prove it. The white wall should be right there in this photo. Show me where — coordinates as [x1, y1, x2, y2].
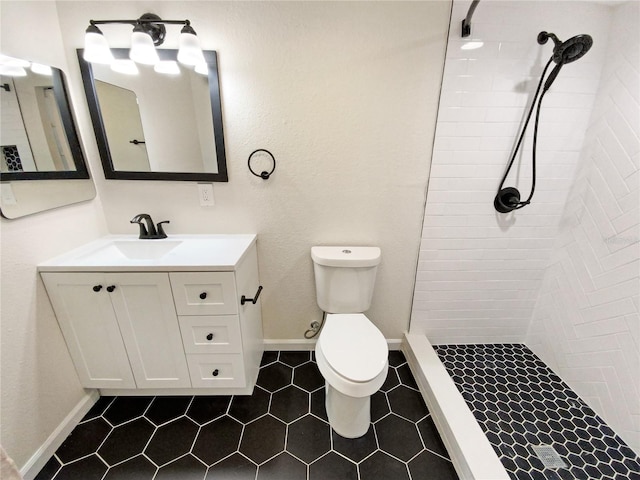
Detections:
[526, 1, 639, 454]
[0, 0, 108, 470]
[56, 1, 452, 340]
[410, 0, 611, 343]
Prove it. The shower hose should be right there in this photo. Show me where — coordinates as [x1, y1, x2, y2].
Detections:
[495, 57, 555, 211]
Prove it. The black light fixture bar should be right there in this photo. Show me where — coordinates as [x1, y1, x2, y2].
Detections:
[88, 14, 192, 47]
[89, 19, 190, 26]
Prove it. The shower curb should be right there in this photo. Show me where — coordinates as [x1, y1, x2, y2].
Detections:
[403, 333, 509, 480]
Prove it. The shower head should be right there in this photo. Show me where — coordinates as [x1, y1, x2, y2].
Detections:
[537, 31, 593, 64]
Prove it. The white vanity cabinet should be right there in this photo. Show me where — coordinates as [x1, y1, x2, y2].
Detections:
[39, 235, 264, 395]
[40, 272, 190, 389]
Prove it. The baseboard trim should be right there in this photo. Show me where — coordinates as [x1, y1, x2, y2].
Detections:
[263, 339, 403, 351]
[20, 390, 99, 480]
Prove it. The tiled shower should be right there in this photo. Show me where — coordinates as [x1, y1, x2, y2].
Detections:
[411, 0, 639, 456]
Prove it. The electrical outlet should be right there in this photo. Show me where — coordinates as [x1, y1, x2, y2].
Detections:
[198, 183, 215, 206]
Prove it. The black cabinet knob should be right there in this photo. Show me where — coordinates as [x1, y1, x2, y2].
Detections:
[206, 333, 214, 341]
[199, 292, 207, 300]
[212, 369, 219, 377]
[106, 285, 116, 292]
[92, 285, 103, 292]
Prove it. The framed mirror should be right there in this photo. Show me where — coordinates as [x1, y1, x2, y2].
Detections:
[0, 55, 95, 219]
[0, 62, 89, 180]
[77, 49, 228, 182]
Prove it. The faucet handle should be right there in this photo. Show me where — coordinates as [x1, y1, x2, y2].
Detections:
[156, 221, 170, 239]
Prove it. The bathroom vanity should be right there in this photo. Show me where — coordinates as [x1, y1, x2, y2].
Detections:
[38, 235, 263, 396]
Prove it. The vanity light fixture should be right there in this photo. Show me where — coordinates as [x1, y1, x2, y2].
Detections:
[83, 13, 205, 68]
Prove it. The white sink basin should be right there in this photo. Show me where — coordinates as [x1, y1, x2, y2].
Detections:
[112, 240, 182, 260]
[38, 235, 258, 272]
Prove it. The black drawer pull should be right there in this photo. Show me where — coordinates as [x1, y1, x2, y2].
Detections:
[107, 285, 116, 292]
[241, 286, 263, 305]
[92, 285, 103, 292]
[199, 292, 207, 300]
[212, 369, 219, 377]
[206, 333, 214, 341]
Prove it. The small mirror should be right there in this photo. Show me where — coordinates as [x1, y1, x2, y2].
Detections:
[0, 61, 89, 180]
[0, 55, 95, 219]
[77, 49, 228, 182]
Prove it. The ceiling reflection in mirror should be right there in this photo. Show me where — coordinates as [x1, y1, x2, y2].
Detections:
[78, 49, 228, 182]
[0, 54, 89, 180]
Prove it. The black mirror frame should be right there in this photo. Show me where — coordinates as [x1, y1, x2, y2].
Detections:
[77, 49, 228, 182]
[0, 67, 90, 181]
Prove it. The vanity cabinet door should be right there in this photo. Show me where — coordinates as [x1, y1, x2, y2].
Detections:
[40, 272, 136, 389]
[107, 272, 190, 388]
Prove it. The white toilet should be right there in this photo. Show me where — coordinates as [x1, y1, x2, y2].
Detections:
[311, 246, 388, 438]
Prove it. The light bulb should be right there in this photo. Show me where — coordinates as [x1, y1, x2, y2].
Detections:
[0, 64, 27, 77]
[194, 62, 208, 76]
[83, 24, 114, 64]
[111, 59, 139, 75]
[461, 41, 484, 50]
[31, 63, 53, 76]
[154, 60, 180, 75]
[130, 25, 159, 65]
[177, 24, 205, 66]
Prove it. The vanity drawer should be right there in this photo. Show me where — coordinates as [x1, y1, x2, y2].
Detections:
[170, 272, 237, 315]
[187, 354, 245, 388]
[179, 315, 241, 354]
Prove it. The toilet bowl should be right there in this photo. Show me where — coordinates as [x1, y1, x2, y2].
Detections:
[315, 313, 388, 438]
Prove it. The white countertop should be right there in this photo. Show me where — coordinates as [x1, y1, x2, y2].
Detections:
[38, 234, 257, 272]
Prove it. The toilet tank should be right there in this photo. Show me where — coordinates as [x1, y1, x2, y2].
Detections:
[311, 246, 381, 313]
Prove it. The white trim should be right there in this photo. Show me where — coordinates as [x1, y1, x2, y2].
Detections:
[263, 339, 403, 351]
[402, 333, 509, 480]
[100, 385, 254, 396]
[263, 339, 317, 350]
[20, 390, 100, 480]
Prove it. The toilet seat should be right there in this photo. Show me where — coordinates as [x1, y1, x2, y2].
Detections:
[316, 314, 388, 397]
[318, 314, 387, 382]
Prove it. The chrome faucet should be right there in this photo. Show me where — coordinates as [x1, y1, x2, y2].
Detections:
[130, 214, 169, 239]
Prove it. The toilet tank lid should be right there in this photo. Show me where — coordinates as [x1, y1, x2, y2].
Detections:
[311, 246, 381, 267]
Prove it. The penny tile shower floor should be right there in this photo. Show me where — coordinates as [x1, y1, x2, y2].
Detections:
[35, 351, 458, 480]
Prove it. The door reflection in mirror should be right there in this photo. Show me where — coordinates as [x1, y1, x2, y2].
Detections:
[88, 51, 218, 174]
[94, 80, 150, 172]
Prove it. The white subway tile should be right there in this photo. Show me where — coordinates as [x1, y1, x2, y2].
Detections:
[586, 278, 640, 308]
[605, 108, 639, 158]
[611, 206, 639, 234]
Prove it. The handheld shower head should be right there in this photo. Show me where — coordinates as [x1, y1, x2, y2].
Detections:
[538, 31, 593, 92]
[538, 31, 593, 64]
[495, 30, 594, 213]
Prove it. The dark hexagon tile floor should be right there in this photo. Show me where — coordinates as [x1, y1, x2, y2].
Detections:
[434, 344, 640, 480]
[34, 350, 457, 480]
